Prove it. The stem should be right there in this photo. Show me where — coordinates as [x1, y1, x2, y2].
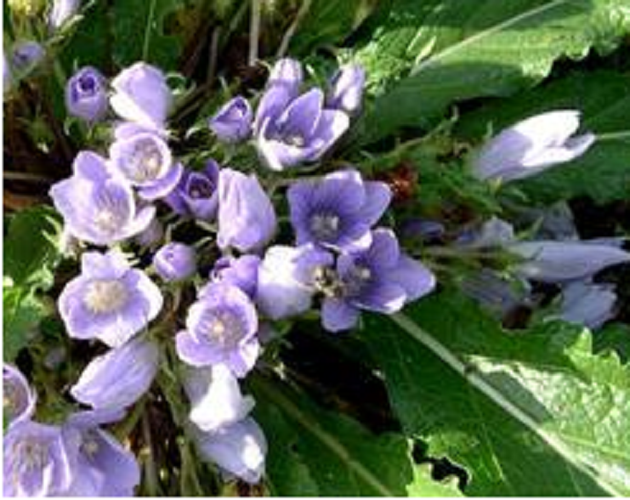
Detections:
[596, 131, 630, 142]
[142, 411, 161, 496]
[248, 0, 261, 67]
[390, 313, 622, 497]
[142, 0, 158, 60]
[276, 0, 314, 58]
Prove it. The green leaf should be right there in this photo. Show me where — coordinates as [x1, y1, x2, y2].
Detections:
[353, 0, 630, 144]
[456, 69, 630, 203]
[251, 374, 460, 496]
[290, 0, 378, 54]
[3, 285, 48, 362]
[4, 206, 62, 291]
[364, 292, 630, 496]
[112, 0, 183, 70]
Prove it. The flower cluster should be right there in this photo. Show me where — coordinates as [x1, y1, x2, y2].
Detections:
[3, 365, 139, 496]
[10, 57, 435, 495]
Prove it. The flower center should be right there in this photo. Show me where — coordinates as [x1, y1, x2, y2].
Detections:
[310, 214, 340, 241]
[94, 209, 122, 234]
[78, 75, 97, 94]
[129, 139, 165, 182]
[201, 311, 243, 349]
[188, 178, 213, 199]
[84, 280, 128, 314]
[81, 432, 100, 458]
[312, 266, 344, 298]
[286, 133, 306, 147]
[342, 264, 373, 297]
[15, 439, 48, 473]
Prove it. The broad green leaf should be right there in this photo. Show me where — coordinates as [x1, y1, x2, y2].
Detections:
[456, 70, 630, 203]
[3, 285, 48, 362]
[594, 323, 630, 364]
[112, 0, 183, 70]
[251, 374, 460, 496]
[364, 292, 630, 496]
[4, 206, 62, 291]
[290, 0, 378, 54]
[352, 0, 630, 144]
[61, 0, 112, 71]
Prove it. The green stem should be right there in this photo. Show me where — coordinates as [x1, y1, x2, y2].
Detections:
[596, 131, 630, 142]
[142, 411, 161, 496]
[142, 0, 158, 60]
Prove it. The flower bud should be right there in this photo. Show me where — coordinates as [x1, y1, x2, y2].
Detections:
[11, 41, 44, 75]
[217, 169, 276, 252]
[110, 62, 172, 130]
[326, 64, 365, 115]
[49, 0, 79, 30]
[153, 242, 197, 282]
[65, 66, 108, 122]
[510, 240, 630, 283]
[473, 110, 595, 183]
[209, 96, 253, 143]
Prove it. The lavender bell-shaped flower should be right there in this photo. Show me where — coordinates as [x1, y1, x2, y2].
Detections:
[217, 168, 276, 252]
[256, 244, 333, 320]
[109, 129, 182, 200]
[71, 337, 159, 410]
[49, 151, 156, 245]
[65, 66, 108, 122]
[555, 281, 617, 330]
[510, 240, 630, 283]
[321, 229, 436, 332]
[288, 169, 391, 251]
[211, 255, 261, 299]
[165, 160, 220, 220]
[194, 417, 267, 484]
[176, 283, 260, 377]
[325, 64, 366, 115]
[184, 364, 255, 433]
[473, 110, 595, 183]
[48, 0, 79, 30]
[3, 421, 73, 497]
[3, 364, 36, 427]
[61, 409, 140, 496]
[58, 250, 163, 347]
[209, 96, 253, 143]
[11, 41, 45, 74]
[153, 242, 197, 282]
[110, 62, 172, 131]
[255, 58, 350, 171]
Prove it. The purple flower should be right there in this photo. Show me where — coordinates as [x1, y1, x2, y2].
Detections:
[11, 41, 45, 74]
[176, 284, 260, 377]
[58, 250, 163, 347]
[194, 417, 267, 484]
[288, 169, 391, 251]
[256, 244, 333, 320]
[3, 365, 36, 427]
[321, 229, 436, 332]
[255, 58, 350, 171]
[61, 409, 139, 496]
[3, 421, 73, 497]
[217, 168, 276, 252]
[473, 110, 595, 183]
[49, 151, 156, 245]
[556, 281, 617, 330]
[71, 337, 159, 410]
[110, 62, 172, 130]
[211, 255, 261, 298]
[510, 240, 630, 283]
[165, 160, 220, 220]
[153, 242, 197, 282]
[109, 129, 182, 200]
[326, 64, 365, 115]
[184, 364, 255, 433]
[209, 96, 253, 143]
[49, 0, 79, 30]
[65, 66, 108, 122]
